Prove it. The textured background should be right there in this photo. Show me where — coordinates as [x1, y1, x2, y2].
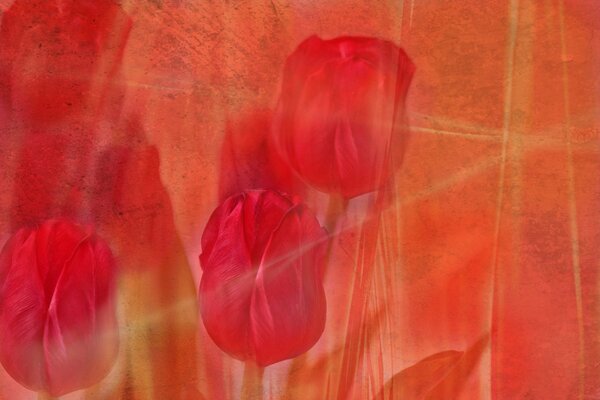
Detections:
[1, 0, 599, 399]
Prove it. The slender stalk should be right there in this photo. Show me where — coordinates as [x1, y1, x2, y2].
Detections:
[38, 392, 56, 400]
[336, 190, 385, 400]
[323, 194, 348, 236]
[241, 361, 264, 400]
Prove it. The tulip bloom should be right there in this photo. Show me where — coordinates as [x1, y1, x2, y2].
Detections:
[199, 190, 327, 366]
[273, 35, 415, 198]
[0, 219, 118, 396]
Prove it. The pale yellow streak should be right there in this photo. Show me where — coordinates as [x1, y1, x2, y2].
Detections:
[119, 297, 155, 400]
[489, 0, 520, 398]
[376, 222, 396, 383]
[123, 298, 198, 332]
[122, 79, 196, 93]
[408, 110, 599, 148]
[117, 294, 198, 399]
[409, 125, 503, 141]
[558, 1, 585, 398]
[399, 156, 502, 207]
[519, 109, 600, 149]
[397, 0, 405, 42]
[409, 111, 505, 136]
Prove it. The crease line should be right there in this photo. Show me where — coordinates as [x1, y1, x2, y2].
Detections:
[558, 1, 585, 398]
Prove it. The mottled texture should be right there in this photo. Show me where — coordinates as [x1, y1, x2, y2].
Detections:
[0, 0, 598, 399]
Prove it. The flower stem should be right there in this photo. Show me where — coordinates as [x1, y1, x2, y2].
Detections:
[241, 361, 264, 400]
[336, 191, 385, 400]
[324, 194, 348, 235]
[38, 392, 56, 400]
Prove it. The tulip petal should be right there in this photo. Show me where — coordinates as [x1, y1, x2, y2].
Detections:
[425, 334, 489, 399]
[274, 36, 339, 178]
[333, 115, 361, 197]
[250, 205, 327, 366]
[200, 199, 255, 360]
[0, 230, 46, 392]
[376, 351, 464, 400]
[43, 238, 117, 396]
[291, 64, 340, 190]
[200, 191, 327, 366]
[0, 220, 118, 396]
[35, 219, 86, 303]
[339, 56, 398, 197]
[290, 51, 390, 197]
[278, 36, 338, 127]
[200, 195, 236, 271]
[273, 36, 414, 198]
[88, 237, 117, 308]
[242, 190, 294, 265]
[0, 229, 31, 300]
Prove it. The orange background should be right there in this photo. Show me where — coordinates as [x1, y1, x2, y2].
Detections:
[1, 0, 599, 399]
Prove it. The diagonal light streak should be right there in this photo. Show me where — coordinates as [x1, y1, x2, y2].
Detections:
[409, 111, 505, 136]
[408, 125, 503, 142]
[398, 156, 502, 207]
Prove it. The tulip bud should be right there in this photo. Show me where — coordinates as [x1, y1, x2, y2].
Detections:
[0, 219, 118, 396]
[273, 35, 415, 198]
[199, 190, 327, 366]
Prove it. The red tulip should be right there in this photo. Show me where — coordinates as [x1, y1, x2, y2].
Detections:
[199, 190, 327, 366]
[0, 219, 118, 396]
[273, 36, 415, 198]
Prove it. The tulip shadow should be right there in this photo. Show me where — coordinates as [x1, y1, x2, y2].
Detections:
[91, 118, 200, 399]
[9, 132, 86, 230]
[0, 0, 131, 129]
[2, 0, 131, 231]
[218, 108, 306, 202]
